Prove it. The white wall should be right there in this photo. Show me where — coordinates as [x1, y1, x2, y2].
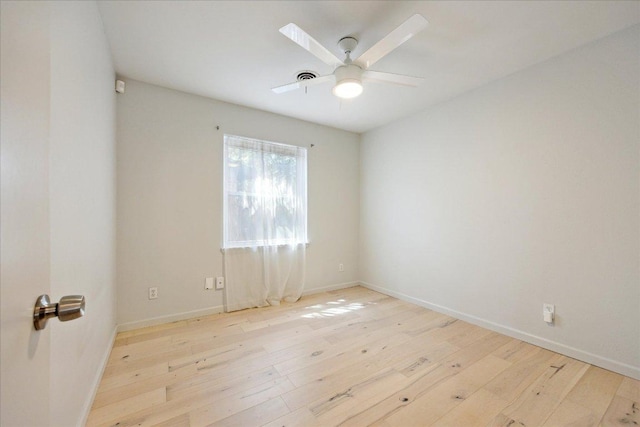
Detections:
[360, 25, 639, 378]
[49, 2, 117, 425]
[116, 80, 360, 327]
[0, 1, 117, 426]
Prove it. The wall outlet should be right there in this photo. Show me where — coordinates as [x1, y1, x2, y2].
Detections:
[149, 287, 158, 300]
[338, 263, 344, 272]
[216, 277, 224, 290]
[205, 277, 214, 290]
[543, 303, 555, 324]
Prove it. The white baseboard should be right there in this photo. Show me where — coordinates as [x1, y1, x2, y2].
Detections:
[360, 281, 640, 380]
[80, 324, 117, 427]
[302, 281, 359, 296]
[116, 283, 358, 333]
[117, 305, 225, 332]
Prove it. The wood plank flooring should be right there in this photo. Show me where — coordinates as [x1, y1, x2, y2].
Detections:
[87, 286, 639, 427]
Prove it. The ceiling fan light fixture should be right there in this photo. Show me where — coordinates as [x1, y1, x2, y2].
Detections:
[274, 15, 428, 98]
[332, 64, 364, 99]
[333, 78, 363, 99]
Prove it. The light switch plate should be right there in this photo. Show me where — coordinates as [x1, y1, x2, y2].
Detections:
[205, 277, 214, 290]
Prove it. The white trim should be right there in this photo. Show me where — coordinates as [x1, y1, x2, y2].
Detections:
[80, 325, 117, 426]
[302, 281, 359, 296]
[115, 283, 356, 331]
[360, 281, 640, 380]
[225, 282, 360, 312]
[117, 305, 224, 333]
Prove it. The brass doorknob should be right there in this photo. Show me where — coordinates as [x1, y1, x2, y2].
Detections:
[33, 294, 85, 330]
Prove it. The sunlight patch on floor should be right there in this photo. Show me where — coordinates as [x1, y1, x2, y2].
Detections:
[301, 300, 365, 319]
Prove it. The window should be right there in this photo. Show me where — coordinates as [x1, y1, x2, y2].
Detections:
[223, 135, 307, 248]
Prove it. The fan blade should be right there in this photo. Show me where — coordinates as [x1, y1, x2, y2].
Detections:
[271, 74, 334, 94]
[354, 14, 428, 69]
[362, 70, 424, 87]
[280, 23, 344, 68]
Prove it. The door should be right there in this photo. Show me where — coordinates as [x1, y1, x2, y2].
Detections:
[1, 2, 52, 425]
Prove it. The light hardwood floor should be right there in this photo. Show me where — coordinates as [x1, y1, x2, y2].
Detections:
[87, 286, 639, 427]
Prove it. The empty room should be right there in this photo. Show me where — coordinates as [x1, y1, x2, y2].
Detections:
[1, 1, 639, 426]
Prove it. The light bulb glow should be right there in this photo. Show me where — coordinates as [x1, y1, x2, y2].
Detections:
[332, 79, 363, 99]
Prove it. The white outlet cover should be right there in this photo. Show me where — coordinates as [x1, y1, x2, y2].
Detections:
[205, 277, 214, 290]
[543, 303, 555, 324]
[216, 277, 224, 289]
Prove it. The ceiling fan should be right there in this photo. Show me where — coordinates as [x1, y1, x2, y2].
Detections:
[272, 14, 428, 99]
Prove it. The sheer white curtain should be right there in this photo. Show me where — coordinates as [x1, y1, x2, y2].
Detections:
[222, 135, 307, 312]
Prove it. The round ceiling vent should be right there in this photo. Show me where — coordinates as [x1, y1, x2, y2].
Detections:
[296, 71, 318, 81]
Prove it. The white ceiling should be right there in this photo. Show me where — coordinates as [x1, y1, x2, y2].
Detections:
[98, 1, 640, 133]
